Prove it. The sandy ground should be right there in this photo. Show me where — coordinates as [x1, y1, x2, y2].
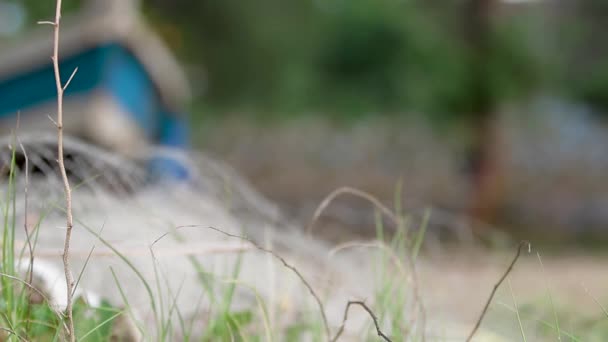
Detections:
[418, 249, 608, 341]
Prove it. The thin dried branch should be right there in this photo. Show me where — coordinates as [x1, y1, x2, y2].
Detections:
[0, 272, 54, 307]
[331, 300, 391, 342]
[329, 240, 426, 340]
[44, 0, 75, 340]
[62, 67, 78, 91]
[17, 132, 35, 336]
[306, 187, 398, 236]
[155, 225, 331, 341]
[466, 241, 530, 342]
[310, 186, 428, 340]
[17, 142, 33, 286]
[16, 242, 253, 258]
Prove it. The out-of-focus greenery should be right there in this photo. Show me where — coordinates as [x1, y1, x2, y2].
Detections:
[11, 0, 81, 24]
[10, 0, 608, 120]
[556, 0, 608, 116]
[143, 0, 540, 122]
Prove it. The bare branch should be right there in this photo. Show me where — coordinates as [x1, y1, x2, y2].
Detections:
[330, 240, 426, 340]
[62, 67, 79, 91]
[17, 133, 35, 336]
[17, 242, 252, 258]
[14, 114, 34, 288]
[466, 241, 530, 342]
[17, 142, 33, 282]
[47, 0, 75, 340]
[0, 272, 54, 307]
[331, 300, 392, 342]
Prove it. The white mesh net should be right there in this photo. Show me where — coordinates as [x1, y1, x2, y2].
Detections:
[0, 133, 287, 233]
[0, 134, 416, 340]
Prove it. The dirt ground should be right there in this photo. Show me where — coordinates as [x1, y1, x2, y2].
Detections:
[417, 249, 608, 340]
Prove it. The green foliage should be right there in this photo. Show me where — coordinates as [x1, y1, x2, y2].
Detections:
[553, 0, 608, 116]
[205, 310, 255, 342]
[0, 141, 124, 342]
[5, 0, 81, 32]
[571, 62, 608, 114]
[19, 0, 608, 121]
[144, 0, 539, 121]
[12, 0, 545, 122]
[367, 185, 429, 341]
[313, 0, 466, 116]
[28, 302, 60, 338]
[73, 299, 122, 341]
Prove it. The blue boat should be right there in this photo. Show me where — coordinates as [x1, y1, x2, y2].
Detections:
[0, 1, 191, 180]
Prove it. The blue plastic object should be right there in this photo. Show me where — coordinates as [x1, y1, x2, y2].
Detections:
[0, 42, 191, 181]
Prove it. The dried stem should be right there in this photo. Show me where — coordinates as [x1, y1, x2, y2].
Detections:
[17, 242, 252, 258]
[17, 142, 33, 286]
[17, 139, 35, 336]
[306, 186, 398, 236]
[310, 186, 428, 339]
[47, 0, 75, 340]
[331, 300, 392, 342]
[0, 272, 54, 307]
[156, 225, 331, 341]
[329, 240, 426, 340]
[466, 240, 530, 342]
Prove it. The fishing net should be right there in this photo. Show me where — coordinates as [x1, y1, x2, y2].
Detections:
[0, 133, 286, 232]
[0, 133, 424, 340]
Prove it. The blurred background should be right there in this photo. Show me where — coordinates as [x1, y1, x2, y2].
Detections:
[2, 0, 608, 245]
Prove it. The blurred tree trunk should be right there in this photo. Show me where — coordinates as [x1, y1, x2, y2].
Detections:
[464, 0, 504, 226]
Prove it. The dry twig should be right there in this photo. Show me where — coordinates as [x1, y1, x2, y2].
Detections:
[43, 0, 76, 339]
[329, 240, 426, 340]
[331, 300, 391, 342]
[465, 240, 530, 342]
[311, 187, 427, 340]
[155, 225, 332, 341]
[306, 186, 398, 236]
[16, 242, 253, 258]
[17, 124, 35, 336]
[0, 272, 54, 307]
[17, 141, 33, 287]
